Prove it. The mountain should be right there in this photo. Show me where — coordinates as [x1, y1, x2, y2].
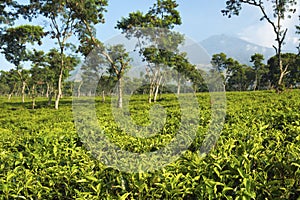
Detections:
[69, 34, 275, 81]
[200, 34, 275, 65]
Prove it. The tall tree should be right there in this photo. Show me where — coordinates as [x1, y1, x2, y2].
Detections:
[30, 50, 59, 103]
[0, 69, 19, 99]
[29, 65, 44, 109]
[227, 64, 255, 91]
[106, 45, 131, 108]
[296, 15, 300, 54]
[27, 0, 108, 109]
[80, 44, 131, 108]
[267, 53, 300, 88]
[29, 50, 50, 107]
[45, 48, 79, 105]
[0, 25, 45, 102]
[189, 69, 207, 93]
[116, 0, 183, 103]
[210, 53, 238, 90]
[18, 68, 30, 103]
[0, 71, 10, 95]
[79, 46, 107, 98]
[170, 52, 197, 95]
[222, 0, 298, 91]
[250, 53, 268, 90]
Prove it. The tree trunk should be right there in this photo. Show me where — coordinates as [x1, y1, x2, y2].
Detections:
[55, 64, 64, 110]
[149, 66, 160, 103]
[193, 84, 197, 95]
[77, 81, 83, 98]
[32, 85, 36, 109]
[177, 74, 181, 95]
[159, 79, 165, 99]
[21, 81, 26, 103]
[46, 83, 50, 98]
[278, 60, 286, 86]
[148, 85, 153, 103]
[257, 73, 261, 91]
[153, 85, 159, 102]
[253, 73, 258, 91]
[8, 83, 16, 101]
[102, 90, 105, 103]
[117, 77, 123, 108]
[48, 93, 53, 105]
[153, 74, 162, 102]
[277, 59, 289, 93]
[148, 71, 155, 104]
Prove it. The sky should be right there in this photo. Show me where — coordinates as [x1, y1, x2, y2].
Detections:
[0, 0, 299, 71]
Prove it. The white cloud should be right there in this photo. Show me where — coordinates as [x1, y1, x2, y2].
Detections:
[238, 21, 276, 47]
[238, 1, 300, 52]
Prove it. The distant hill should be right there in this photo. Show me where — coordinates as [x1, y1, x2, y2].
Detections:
[200, 34, 275, 65]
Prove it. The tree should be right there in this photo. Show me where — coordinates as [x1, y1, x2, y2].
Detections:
[188, 68, 207, 93]
[222, 0, 298, 91]
[30, 50, 59, 104]
[79, 47, 107, 98]
[29, 50, 51, 108]
[80, 44, 131, 108]
[210, 53, 239, 90]
[227, 64, 255, 91]
[106, 45, 131, 108]
[250, 53, 268, 90]
[0, 25, 45, 102]
[267, 53, 300, 88]
[285, 54, 300, 88]
[296, 15, 300, 54]
[45, 48, 79, 105]
[170, 52, 197, 95]
[116, 0, 183, 103]
[17, 68, 30, 103]
[0, 0, 20, 28]
[0, 69, 19, 99]
[0, 71, 10, 95]
[27, 0, 108, 109]
[29, 65, 44, 109]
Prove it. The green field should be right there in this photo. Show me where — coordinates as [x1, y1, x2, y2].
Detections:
[0, 90, 299, 199]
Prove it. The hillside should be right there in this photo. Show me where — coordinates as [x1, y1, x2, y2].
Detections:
[200, 34, 275, 65]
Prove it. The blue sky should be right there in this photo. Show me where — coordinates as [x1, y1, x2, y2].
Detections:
[1, 0, 299, 71]
[97, 0, 299, 48]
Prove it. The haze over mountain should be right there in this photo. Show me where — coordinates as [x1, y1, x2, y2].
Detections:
[70, 34, 277, 81]
[200, 34, 275, 65]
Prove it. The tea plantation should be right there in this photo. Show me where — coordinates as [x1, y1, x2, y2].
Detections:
[0, 90, 299, 199]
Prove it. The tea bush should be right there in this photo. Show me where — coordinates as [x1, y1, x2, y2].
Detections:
[0, 91, 299, 199]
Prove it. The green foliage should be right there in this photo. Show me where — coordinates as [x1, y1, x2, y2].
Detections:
[0, 25, 45, 67]
[267, 53, 300, 87]
[222, 0, 297, 19]
[250, 53, 269, 90]
[117, 0, 181, 31]
[0, 69, 19, 95]
[221, 0, 298, 89]
[0, 0, 20, 26]
[116, 0, 186, 102]
[296, 15, 300, 53]
[210, 53, 242, 88]
[18, 0, 108, 109]
[0, 90, 299, 199]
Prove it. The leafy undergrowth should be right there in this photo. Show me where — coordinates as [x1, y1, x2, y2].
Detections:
[0, 90, 299, 199]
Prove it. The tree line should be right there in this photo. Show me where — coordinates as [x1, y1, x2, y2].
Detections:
[0, 0, 299, 109]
